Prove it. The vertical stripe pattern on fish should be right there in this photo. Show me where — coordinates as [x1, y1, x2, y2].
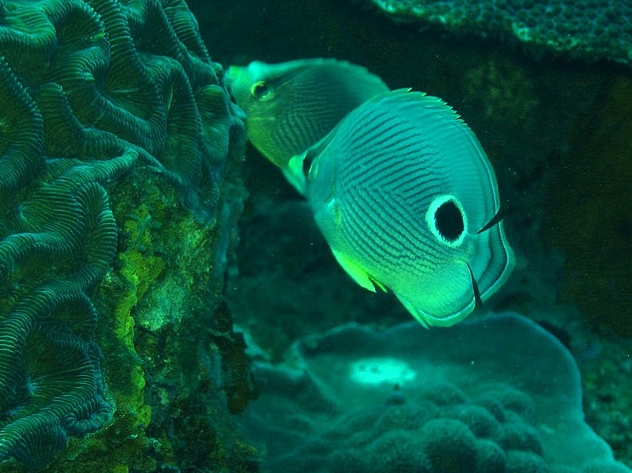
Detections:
[290, 89, 514, 327]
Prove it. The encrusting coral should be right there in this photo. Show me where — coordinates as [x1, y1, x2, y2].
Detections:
[351, 0, 632, 65]
[240, 313, 632, 473]
[0, 0, 247, 470]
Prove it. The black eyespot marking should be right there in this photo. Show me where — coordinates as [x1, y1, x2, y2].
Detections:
[426, 195, 467, 246]
[435, 200, 464, 242]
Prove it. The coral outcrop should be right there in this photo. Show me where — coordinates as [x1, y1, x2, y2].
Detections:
[0, 0, 250, 470]
[350, 0, 632, 65]
[240, 313, 631, 472]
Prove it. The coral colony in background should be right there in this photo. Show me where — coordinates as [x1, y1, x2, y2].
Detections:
[353, 0, 632, 64]
[241, 314, 632, 472]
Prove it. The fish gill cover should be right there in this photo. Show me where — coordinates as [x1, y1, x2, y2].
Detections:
[0, 0, 250, 470]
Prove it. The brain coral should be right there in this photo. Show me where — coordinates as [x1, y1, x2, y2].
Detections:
[351, 0, 632, 65]
[0, 0, 242, 469]
[240, 313, 631, 473]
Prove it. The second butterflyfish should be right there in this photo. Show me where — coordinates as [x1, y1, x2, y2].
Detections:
[289, 89, 514, 327]
[225, 58, 389, 191]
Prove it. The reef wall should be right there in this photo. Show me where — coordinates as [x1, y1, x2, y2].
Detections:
[0, 0, 255, 471]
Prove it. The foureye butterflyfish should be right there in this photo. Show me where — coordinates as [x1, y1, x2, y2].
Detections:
[289, 89, 514, 327]
[225, 58, 389, 190]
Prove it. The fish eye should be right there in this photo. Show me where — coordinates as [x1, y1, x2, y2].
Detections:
[250, 80, 273, 101]
[425, 195, 467, 246]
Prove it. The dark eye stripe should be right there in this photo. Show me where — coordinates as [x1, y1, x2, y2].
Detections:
[302, 149, 316, 177]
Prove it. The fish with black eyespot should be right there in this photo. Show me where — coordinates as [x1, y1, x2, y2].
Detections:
[289, 89, 514, 327]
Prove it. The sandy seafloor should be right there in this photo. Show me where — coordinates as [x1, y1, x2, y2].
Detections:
[187, 0, 632, 465]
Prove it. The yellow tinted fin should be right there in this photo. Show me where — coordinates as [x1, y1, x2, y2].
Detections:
[371, 278, 387, 292]
[331, 248, 376, 292]
[283, 156, 307, 195]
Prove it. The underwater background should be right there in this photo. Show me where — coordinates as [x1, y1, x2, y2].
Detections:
[0, 0, 631, 471]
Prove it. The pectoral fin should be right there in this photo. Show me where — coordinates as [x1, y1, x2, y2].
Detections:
[331, 248, 384, 292]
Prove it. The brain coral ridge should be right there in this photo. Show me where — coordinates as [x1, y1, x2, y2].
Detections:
[0, 0, 241, 468]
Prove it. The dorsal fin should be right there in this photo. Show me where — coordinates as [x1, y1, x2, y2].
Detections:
[477, 206, 507, 234]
